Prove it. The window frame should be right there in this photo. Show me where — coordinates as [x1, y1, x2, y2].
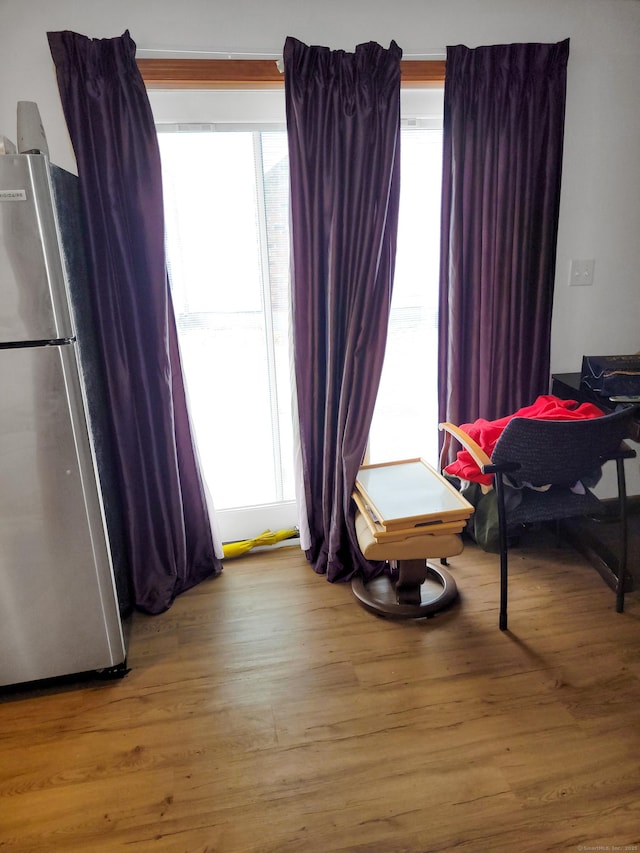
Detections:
[137, 58, 445, 90]
[144, 58, 446, 539]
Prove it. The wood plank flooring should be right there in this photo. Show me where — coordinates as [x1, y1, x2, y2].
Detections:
[2, 532, 640, 852]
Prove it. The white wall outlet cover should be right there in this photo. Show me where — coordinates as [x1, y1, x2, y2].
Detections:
[569, 259, 595, 286]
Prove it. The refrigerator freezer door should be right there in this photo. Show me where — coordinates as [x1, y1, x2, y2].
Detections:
[0, 154, 74, 344]
[0, 343, 125, 687]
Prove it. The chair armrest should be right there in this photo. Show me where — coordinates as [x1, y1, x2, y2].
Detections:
[602, 441, 637, 463]
[482, 461, 522, 476]
[439, 422, 494, 471]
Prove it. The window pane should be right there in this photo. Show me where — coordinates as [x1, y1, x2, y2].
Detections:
[260, 132, 294, 504]
[368, 127, 443, 467]
[156, 105, 443, 522]
[158, 131, 292, 510]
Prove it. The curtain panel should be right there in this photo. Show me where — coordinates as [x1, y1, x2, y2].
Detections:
[284, 36, 402, 582]
[48, 30, 222, 614]
[439, 39, 570, 431]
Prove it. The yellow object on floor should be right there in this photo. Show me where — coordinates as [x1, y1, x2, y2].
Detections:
[222, 528, 298, 559]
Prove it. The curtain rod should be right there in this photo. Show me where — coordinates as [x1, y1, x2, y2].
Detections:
[136, 48, 447, 60]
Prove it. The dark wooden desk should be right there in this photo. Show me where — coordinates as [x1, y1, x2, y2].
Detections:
[551, 372, 639, 592]
[551, 372, 640, 442]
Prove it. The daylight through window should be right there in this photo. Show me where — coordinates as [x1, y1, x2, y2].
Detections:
[153, 89, 443, 536]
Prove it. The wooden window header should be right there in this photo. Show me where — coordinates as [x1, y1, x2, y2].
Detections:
[137, 58, 445, 90]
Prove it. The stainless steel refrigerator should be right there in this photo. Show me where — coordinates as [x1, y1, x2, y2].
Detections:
[0, 153, 128, 687]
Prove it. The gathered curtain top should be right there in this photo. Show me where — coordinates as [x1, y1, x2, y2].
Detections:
[47, 29, 138, 80]
[445, 39, 570, 91]
[283, 36, 402, 108]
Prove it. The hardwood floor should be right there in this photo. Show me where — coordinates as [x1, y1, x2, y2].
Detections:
[2, 532, 640, 852]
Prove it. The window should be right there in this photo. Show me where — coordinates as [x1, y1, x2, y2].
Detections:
[369, 118, 443, 466]
[158, 128, 293, 512]
[149, 83, 444, 540]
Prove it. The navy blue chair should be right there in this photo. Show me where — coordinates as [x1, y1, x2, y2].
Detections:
[440, 406, 638, 630]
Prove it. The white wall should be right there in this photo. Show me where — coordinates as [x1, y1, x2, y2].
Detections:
[2, 0, 639, 489]
[3, 0, 638, 367]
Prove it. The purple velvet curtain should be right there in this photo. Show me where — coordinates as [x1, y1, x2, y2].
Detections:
[438, 40, 570, 433]
[48, 30, 222, 614]
[284, 36, 402, 582]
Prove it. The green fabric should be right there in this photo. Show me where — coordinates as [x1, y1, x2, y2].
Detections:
[457, 481, 501, 553]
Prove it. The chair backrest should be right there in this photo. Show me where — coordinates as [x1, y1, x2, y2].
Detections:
[491, 406, 638, 488]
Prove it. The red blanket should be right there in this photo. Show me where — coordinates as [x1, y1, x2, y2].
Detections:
[444, 395, 605, 487]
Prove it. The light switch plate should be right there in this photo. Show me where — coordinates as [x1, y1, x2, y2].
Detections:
[569, 259, 595, 286]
